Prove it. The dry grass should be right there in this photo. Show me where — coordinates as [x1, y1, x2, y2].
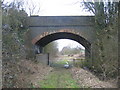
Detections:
[71, 67, 117, 88]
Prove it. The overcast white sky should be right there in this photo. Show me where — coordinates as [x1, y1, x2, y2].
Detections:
[34, 0, 92, 16]
[4, 0, 93, 51]
[55, 39, 85, 51]
[4, 0, 93, 16]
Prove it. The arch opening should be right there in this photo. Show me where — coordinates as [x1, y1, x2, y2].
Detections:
[43, 39, 85, 68]
[36, 32, 91, 50]
[34, 32, 91, 61]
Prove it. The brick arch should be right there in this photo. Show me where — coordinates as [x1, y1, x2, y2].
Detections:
[35, 31, 91, 53]
[32, 29, 90, 45]
[26, 16, 95, 62]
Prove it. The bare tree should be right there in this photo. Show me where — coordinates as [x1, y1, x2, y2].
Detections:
[24, 0, 40, 16]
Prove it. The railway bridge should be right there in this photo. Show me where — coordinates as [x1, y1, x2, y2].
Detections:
[25, 16, 97, 65]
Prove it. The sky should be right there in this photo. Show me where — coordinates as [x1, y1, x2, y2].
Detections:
[56, 39, 85, 51]
[4, 0, 93, 51]
[4, 0, 93, 16]
[34, 0, 92, 16]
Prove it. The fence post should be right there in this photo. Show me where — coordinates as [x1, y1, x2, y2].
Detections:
[47, 53, 49, 65]
[73, 59, 75, 66]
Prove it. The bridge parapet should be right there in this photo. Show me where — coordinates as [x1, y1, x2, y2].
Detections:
[28, 16, 95, 27]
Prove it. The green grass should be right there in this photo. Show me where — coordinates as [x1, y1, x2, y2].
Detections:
[56, 60, 67, 64]
[39, 68, 80, 88]
[49, 60, 73, 68]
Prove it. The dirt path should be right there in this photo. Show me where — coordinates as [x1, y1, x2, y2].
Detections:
[36, 67, 117, 88]
[3, 58, 117, 88]
[30, 55, 117, 88]
[30, 66, 117, 88]
[39, 68, 80, 88]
